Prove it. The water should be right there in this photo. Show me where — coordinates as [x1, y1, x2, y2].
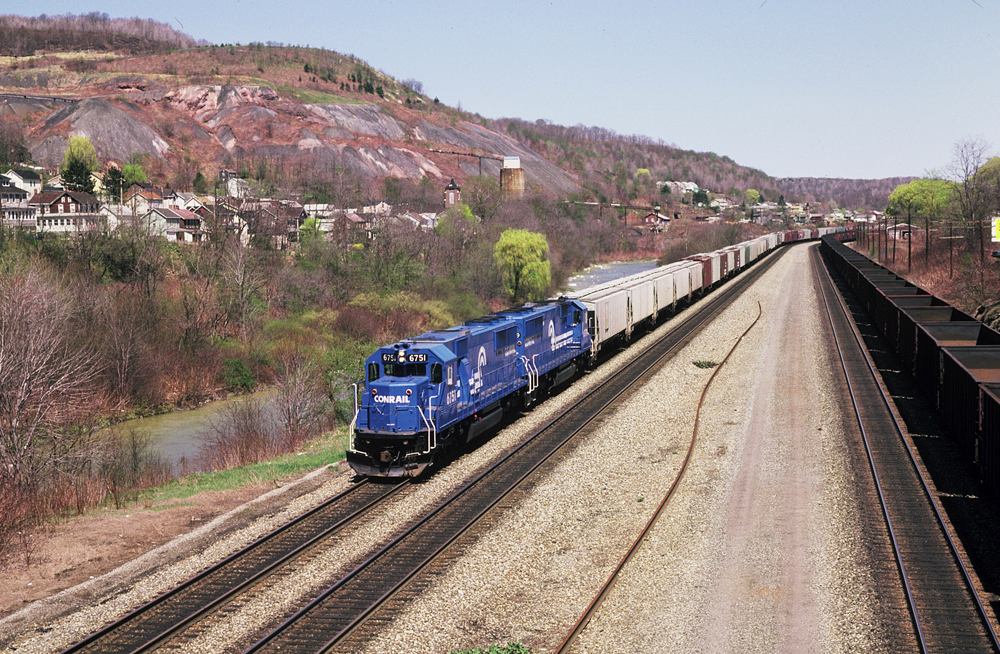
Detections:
[563, 260, 659, 292]
[115, 389, 276, 471]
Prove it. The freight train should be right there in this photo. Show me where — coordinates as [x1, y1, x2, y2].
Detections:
[821, 235, 1000, 502]
[347, 226, 853, 477]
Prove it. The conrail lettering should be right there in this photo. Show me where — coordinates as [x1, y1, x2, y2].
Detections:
[374, 395, 410, 404]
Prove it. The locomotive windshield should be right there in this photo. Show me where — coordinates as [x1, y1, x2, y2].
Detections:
[383, 363, 427, 377]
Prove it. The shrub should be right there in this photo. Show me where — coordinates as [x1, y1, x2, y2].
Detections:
[221, 357, 256, 392]
[199, 397, 277, 469]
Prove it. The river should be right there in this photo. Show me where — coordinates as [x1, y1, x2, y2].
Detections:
[117, 389, 275, 472]
[563, 259, 659, 291]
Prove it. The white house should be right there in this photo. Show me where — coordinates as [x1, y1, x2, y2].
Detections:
[4, 168, 42, 195]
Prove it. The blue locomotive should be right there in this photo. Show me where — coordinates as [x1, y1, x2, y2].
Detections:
[348, 298, 592, 477]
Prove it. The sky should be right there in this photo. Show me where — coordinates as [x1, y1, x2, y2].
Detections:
[18, 0, 1000, 179]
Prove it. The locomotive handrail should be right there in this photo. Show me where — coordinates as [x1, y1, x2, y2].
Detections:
[348, 382, 360, 452]
[418, 395, 438, 454]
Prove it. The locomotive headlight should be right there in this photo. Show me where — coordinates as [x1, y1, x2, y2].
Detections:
[397, 350, 405, 363]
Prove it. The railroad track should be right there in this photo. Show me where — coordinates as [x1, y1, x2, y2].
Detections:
[60, 480, 407, 654]
[242, 246, 791, 654]
[813, 245, 1000, 653]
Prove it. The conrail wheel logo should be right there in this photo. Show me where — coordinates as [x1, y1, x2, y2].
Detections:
[374, 395, 410, 404]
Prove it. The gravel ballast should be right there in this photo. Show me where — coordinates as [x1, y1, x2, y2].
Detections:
[3, 243, 900, 654]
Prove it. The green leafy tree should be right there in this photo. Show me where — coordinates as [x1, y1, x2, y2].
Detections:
[745, 189, 761, 206]
[692, 189, 709, 205]
[122, 163, 148, 187]
[494, 229, 551, 303]
[435, 203, 477, 239]
[887, 178, 952, 219]
[300, 216, 321, 245]
[62, 135, 98, 173]
[887, 177, 953, 265]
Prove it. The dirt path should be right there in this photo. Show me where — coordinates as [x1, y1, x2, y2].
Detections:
[0, 464, 350, 645]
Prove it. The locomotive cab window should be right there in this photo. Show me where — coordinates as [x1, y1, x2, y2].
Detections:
[367, 362, 380, 382]
[430, 363, 442, 384]
[384, 363, 427, 377]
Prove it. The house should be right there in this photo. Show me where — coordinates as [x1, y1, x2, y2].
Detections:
[303, 203, 334, 219]
[30, 190, 102, 234]
[225, 177, 249, 198]
[887, 223, 920, 240]
[170, 192, 203, 212]
[641, 212, 670, 227]
[123, 188, 164, 215]
[1, 175, 36, 228]
[142, 207, 205, 242]
[360, 201, 393, 216]
[4, 168, 42, 195]
[99, 204, 140, 232]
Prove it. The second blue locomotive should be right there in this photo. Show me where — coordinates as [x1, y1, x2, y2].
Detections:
[348, 298, 591, 477]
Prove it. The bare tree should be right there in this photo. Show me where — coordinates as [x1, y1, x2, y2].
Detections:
[0, 267, 101, 485]
[221, 243, 265, 340]
[273, 352, 329, 447]
[947, 137, 992, 282]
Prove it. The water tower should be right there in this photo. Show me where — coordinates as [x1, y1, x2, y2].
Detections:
[500, 156, 524, 198]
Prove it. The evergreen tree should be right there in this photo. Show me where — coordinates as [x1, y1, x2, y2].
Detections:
[62, 157, 94, 194]
[104, 166, 125, 201]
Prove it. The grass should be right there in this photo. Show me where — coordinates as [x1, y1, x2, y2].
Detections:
[276, 85, 362, 105]
[449, 645, 533, 654]
[130, 428, 350, 508]
[692, 360, 718, 369]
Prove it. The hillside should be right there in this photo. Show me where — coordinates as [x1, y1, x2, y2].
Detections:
[0, 43, 580, 200]
[0, 22, 903, 209]
[490, 119, 912, 209]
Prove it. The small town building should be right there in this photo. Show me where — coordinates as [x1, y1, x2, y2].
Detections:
[4, 168, 42, 195]
[30, 190, 101, 233]
[143, 207, 205, 242]
[444, 178, 461, 209]
[1, 175, 35, 228]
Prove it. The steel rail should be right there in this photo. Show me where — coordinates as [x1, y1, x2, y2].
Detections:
[813, 245, 1000, 653]
[555, 300, 763, 654]
[244, 246, 793, 654]
[60, 478, 409, 654]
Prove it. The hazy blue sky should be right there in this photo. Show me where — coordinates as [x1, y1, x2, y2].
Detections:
[19, 1, 1000, 179]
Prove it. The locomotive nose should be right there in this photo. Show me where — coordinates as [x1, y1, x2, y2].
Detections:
[368, 380, 427, 433]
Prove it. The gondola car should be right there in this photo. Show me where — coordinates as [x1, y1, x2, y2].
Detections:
[348, 298, 590, 477]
